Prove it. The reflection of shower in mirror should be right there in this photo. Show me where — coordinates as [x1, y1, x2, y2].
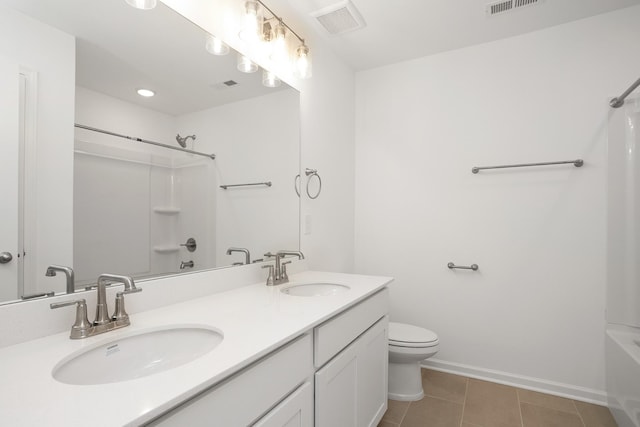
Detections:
[176, 134, 196, 148]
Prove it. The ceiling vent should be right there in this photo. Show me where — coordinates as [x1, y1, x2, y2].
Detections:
[486, 0, 543, 16]
[211, 80, 238, 90]
[310, 0, 366, 35]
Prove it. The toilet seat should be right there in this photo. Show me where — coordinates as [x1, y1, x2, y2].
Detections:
[389, 322, 439, 348]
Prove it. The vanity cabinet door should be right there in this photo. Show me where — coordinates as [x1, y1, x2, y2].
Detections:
[315, 316, 388, 427]
[253, 381, 313, 427]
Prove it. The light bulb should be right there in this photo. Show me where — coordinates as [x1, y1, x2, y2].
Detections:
[237, 54, 258, 73]
[262, 70, 281, 88]
[137, 88, 155, 97]
[125, 0, 157, 10]
[294, 43, 312, 79]
[239, 0, 261, 43]
[270, 21, 288, 64]
[205, 34, 229, 56]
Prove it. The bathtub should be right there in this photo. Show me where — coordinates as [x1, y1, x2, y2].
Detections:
[606, 326, 640, 427]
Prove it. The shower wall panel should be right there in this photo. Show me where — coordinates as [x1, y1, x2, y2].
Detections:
[608, 96, 640, 328]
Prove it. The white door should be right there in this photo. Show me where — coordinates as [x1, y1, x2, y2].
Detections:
[315, 337, 359, 427]
[315, 317, 389, 427]
[0, 55, 20, 301]
[357, 318, 389, 427]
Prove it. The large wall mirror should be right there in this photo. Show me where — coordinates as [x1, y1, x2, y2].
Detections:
[0, 0, 300, 305]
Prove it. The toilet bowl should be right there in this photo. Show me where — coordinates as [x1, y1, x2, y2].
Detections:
[388, 322, 439, 401]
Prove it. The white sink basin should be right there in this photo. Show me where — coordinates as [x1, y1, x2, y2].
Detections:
[52, 325, 223, 385]
[281, 283, 350, 297]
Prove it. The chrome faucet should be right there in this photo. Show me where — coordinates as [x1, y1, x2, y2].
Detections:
[45, 265, 75, 294]
[226, 247, 251, 264]
[262, 250, 304, 285]
[276, 250, 305, 260]
[50, 273, 141, 339]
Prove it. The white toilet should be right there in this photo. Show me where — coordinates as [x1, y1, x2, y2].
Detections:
[388, 322, 439, 401]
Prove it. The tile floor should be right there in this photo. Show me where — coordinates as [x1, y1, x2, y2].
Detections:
[378, 369, 618, 427]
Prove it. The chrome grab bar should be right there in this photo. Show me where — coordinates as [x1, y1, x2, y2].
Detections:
[219, 182, 272, 189]
[472, 159, 583, 174]
[448, 262, 479, 271]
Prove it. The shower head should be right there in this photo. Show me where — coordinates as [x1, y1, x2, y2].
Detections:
[176, 134, 196, 148]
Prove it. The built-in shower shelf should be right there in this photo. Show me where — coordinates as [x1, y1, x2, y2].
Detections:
[153, 245, 180, 253]
[153, 206, 181, 215]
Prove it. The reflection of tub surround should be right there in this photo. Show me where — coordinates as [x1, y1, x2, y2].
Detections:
[51, 274, 142, 339]
[45, 265, 76, 294]
[226, 247, 251, 264]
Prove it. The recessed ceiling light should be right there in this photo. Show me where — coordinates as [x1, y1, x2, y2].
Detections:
[137, 88, 155, 97]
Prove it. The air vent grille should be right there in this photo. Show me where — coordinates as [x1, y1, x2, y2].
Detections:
[211, 80, 238, 90]
[311, 0, 366, 35]
[487, 0, 542, 16]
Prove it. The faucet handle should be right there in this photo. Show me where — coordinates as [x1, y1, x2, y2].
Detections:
[112, 285, 142, 323]
[50, 299, 92, 339]
[281, 261, 292, 281]
[262, 264, 275, 286]
[264, 252, 283, 259]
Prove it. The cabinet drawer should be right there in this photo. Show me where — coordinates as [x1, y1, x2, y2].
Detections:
[148, 333, 313, 426]
[314, 288, 388, 368]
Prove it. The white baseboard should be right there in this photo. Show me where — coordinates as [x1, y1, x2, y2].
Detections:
[421, 358, 608, 406]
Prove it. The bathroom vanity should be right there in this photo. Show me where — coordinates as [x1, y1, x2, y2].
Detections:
[0, 269, 391, 426]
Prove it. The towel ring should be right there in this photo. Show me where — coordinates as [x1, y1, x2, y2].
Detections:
[294, 168, 322, 199]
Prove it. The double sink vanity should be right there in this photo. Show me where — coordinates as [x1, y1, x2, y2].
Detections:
[0, 265, 392, 426]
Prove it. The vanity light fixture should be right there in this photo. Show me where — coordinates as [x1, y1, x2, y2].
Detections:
[205, 34, 230, 55]
[137, 88, 155, 97]
[239, 0, 261, 43]
[125, 0, 157, 10]
[270, 20, 288, 63]
[294, 42, 312, 79]
[237, 54, 258, 73]
[241, 0, 313, 80]
[262, 70, 281, 87]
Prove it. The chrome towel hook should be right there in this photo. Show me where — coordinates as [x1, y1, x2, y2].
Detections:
[295, 168, 322, 199]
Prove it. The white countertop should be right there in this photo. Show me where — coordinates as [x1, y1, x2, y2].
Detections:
[0, 270, 391, 426]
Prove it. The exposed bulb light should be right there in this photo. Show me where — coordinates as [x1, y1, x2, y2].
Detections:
[125, 0, 157, 10]
[137, 88, 155, 97]
[237, 54, 258, 73]
[239, 0, 261, 43]
[262, 70, 281, 88]
[270, 20, 288, 63]
[294, 43, 312, 79]
[205, 34, 229, 56]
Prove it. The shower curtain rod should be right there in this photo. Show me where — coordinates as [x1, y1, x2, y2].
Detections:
[74, 124, 216, 160]
[610, 76, 640, 108]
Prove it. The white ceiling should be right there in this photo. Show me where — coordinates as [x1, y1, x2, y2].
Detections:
[289, 0, 640, 71]
[0, 0, 291, 116]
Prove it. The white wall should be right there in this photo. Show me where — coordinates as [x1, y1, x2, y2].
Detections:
[0, 7, 75, 296]
[355, 6, 640, 402]
[177, 89, 299, 265]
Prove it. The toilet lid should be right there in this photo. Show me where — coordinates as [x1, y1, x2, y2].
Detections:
[389, 322, 438, 346]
